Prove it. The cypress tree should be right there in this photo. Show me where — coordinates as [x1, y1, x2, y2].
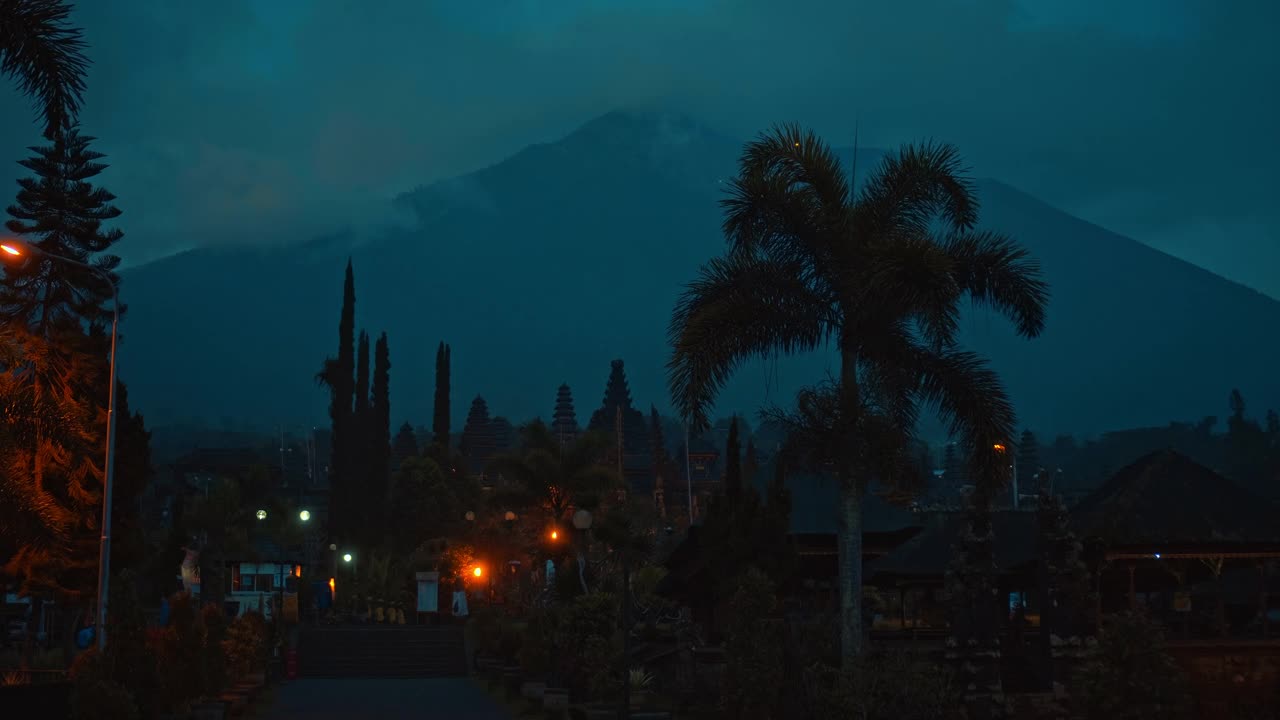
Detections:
[370, 332, 392, 528]
[355, 331, 370, 421]
[723, 417, 742, 507]
[432, 342, 451, 449]
[318, 260, 356, 544]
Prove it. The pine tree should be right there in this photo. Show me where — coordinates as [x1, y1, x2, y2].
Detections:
[391, 422, 418, 472]
[369, 332, 391, 531]
[0, 129, 130, 632]
[459, 396, 495, 477]
[1, 127, 122, 333]
[723, 417, 742, 506]
[317, 260, 356, 544]
[432, 342, 451, 450]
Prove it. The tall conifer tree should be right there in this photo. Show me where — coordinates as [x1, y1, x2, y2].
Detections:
[432, 342, 451, 449]
[1, 127, 121, 333]
[0, 129, 136, 627]
[318, 260, 356, 543]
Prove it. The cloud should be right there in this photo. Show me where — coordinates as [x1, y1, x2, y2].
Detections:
[0, 0, 1274, 289]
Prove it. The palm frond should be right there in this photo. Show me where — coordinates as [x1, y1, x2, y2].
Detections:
[856, 141, 978, 237]
[668, 252, 835, 431]
[721, 125, 849, 269]
[854, 233, 961, 349]
[0, 0, 89, 138]
[944, 230, 1049, 338]
[912, 347, 1016, 498]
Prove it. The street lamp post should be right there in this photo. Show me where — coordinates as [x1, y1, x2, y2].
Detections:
[2, 239, 120, 652]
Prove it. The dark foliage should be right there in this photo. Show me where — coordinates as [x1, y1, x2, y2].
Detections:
[0, 0, 89, 138]
[1074, 613, 1190, 720]
[432, 341, 451, 449]
[2, 127, 122, 332]
[391, 421, 418, 471]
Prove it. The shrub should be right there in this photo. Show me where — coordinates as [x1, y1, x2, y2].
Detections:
[202, 605, 229, 694]
[499, 622, 524, 664]
[223, 612, 267, 682]
[1073, 612, 1190, 720]
[155, 592, 206, 714]
[803, 651, 960, 720]
[70, 648, 139, 720]
[721, 567, 785, 720]
[519, 609, 554, 679]
[471, 607, 503, 658]
[105, 570, 160, 718]
[556, 593, 620, 699]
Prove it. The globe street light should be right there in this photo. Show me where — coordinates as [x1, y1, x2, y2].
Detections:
[256, 510, 268, 521]
[343, 553, 353, 563]
[298, 509, 311, 522]
[2, 238, 120, 652]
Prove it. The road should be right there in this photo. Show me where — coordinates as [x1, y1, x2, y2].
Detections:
[266, 678, 512, 719]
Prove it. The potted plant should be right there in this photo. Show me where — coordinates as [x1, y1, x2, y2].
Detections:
[629, 668, 655, 709]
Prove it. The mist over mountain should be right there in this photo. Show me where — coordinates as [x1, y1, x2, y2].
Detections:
[118, 110, 1280, 440]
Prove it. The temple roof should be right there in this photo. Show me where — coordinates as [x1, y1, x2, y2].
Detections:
[867, 510, 1039, 581]
[755, 457, 919, 535]
[1069, 449, 1280, 546]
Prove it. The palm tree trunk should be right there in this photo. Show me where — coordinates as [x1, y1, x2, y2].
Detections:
[837, 484, 863, 663]
[838, 344, 864, 664]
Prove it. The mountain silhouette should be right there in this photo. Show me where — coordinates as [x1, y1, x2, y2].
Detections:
[117, 110, 1280, 440]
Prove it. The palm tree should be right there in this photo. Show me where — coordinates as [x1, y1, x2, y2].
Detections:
[668, 126, 1048, 664]
[485, 420, 618, 526]
[1, 0, 90, 138]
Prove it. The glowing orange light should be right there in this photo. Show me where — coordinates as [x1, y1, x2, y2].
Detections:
[793, 142, 800, 147]
[1, 244, 21, 256]
[472, 566, 483, 578]
[328, 577, 335, 594]
[550, 530, 559, 540]
[993, 444, 1007, 452]
[294, 565, 302, 578]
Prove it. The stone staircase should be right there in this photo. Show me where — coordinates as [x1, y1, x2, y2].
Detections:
[297, 626, 468, 678]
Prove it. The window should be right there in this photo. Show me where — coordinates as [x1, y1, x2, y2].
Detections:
[256, 575, 274, 592]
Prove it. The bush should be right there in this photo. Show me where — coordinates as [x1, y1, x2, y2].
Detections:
[223, 612, 268, 682]
[202, 605, 228, 694]
[555, 593, 620, 699]
[803, 651, 960, 720]
[1073, 612, 1190, 720]
[105, 570, 160, 719]
[471, 607, 503, 658]
[519, 609, 555, 679]
[70, 649, 139, 720]
[722, 567, 785, 720]
[155, 592, 207, 714]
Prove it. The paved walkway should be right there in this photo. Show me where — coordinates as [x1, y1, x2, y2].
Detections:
[266, 678, 511, 719]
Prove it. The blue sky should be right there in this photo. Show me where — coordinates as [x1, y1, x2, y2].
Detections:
[0, 0, 1275, 297]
